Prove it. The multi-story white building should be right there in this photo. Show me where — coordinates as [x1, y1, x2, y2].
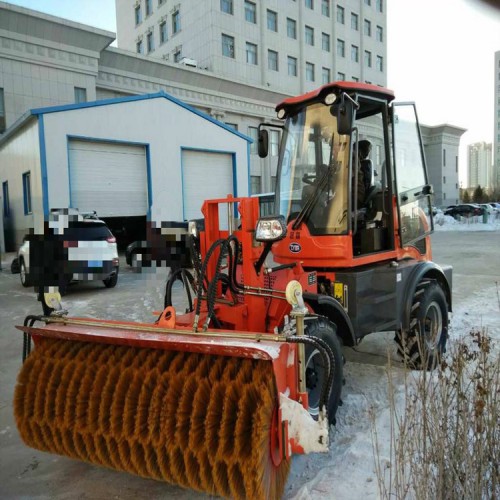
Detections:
[421, 124, 466, 207]
[467, 141, 493, 190]
[115, 0, 388, 95]
[494, 50, 500, 188]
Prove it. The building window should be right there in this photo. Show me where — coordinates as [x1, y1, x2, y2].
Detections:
[322, 32, 330, 51]
[270, 130, 280, 156]
[288, 56, 297, 76]
[160, 21, 167, 44]
[2, 181, 9, 217]
[337, 5, 345, 24]
[134, 5, 142, 25]
[351, 45, 359, 62]
[376, 55, 383, 71]
[146, 0, 153, 17]
[352, 76, 359, 82]
[364, 19, 371, 36]
[268, 49, 278, 71]
[172, 9, 180, 34]
[287, 18, 297, 39]
[221, 0, 233, 14]
[158, 0, 166, 5]
[376, 25, 383, 42]
[250, 175, 262, 194]
[222, 34, 235, 58]
[351, 13, 359, 30]
[337, 71, 345, 81]
[306, 62, 315, 82]
[248, 127, 259, 154]
[136, 39, 143, 53]
[267, 10, 278, 32]
[443, 148, 446, 166]
[0, 87, 5, 134]
[74, 87, 87, 103]
[443, 176, 446, 184]
[174, 49, 182, 62]
[226, 122, 238, 130]
[365, 0, 371, 5]
[305, 0, 313, 9]
[364, 50, 372, 67]
[376, 0, 383, 12]
[443, 192, 446, 200]
[245, 1, 256, 23]
[322, 67, 330, 84]
[322, 0, 330, 16]
[147, 31, 155, 52]
[305, 26, 314, 46]
[22, 172, 32, 215]
[246, 42, 257, 64]
[337, 39, 345, 57]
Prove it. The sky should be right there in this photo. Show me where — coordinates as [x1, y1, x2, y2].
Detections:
[5, 0, 500, 183]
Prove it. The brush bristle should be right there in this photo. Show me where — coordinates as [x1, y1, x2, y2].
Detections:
[14, 338, 290, 499]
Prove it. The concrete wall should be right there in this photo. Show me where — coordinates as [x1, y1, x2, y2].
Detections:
[0, 118, 42, 249]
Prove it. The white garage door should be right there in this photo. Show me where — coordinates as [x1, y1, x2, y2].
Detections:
[182, 150, 234, 220]
[68, 140, 148, 217]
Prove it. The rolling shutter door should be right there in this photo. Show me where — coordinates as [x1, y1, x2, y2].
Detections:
[68, 140, 148, 217]
[182, 150, 234, 220]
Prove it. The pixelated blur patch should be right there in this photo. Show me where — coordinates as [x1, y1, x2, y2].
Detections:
[131, 221, 191, 270]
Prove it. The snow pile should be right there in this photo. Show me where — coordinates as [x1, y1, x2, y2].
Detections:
[280, 394, 329, 454]
[433, 213, 500, 231]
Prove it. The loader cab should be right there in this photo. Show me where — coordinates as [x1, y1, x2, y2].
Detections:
[267, 82, 434, 266]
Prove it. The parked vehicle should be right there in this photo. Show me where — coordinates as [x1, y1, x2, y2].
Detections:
[18, 210, 119, 290]
[444, 203, 484, 217]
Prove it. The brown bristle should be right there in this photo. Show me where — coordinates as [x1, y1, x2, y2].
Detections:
[188, 378, 211, 453]
[213, 460, 231, 498]
[175, 376, 198, 449]
[14, 339, 291, 499]
[217, 383, 240, 461]
[228, 463, 246, 500]
[184, 449, 203, 492]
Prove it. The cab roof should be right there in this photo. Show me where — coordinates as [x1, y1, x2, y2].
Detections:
[276, 81, 395, 114]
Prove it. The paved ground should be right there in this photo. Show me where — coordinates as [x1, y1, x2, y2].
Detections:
[0, 230, 499, 499]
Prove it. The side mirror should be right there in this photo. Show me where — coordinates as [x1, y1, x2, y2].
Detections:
[258, 129, 269, 158]
[336, 97, 355, 135]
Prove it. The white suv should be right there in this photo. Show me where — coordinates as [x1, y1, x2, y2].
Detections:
[18, 211, 119, 290]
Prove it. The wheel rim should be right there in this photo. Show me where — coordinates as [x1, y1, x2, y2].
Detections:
[20, 263, 26, 285]
[305, 348, 324, 417]
[423, 300, 443, 351]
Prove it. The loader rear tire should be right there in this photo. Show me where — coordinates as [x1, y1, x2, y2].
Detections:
[304, 317, 343, 425]
[14, 339, 289, 499]
[396, 281, 448, 370]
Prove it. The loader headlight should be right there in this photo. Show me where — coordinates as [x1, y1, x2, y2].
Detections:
[255, 216, 287, 242]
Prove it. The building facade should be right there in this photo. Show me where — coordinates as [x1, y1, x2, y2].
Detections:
[494, 50, 500, 188]
[115, 0, 388, 96]
[421, 124, 467, 207]
[467, 141, 493, 190]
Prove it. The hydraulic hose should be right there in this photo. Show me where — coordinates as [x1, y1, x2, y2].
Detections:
[286, 335, 335, 418]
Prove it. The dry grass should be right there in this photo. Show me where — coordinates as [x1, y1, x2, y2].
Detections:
[372, 329, 500, 499]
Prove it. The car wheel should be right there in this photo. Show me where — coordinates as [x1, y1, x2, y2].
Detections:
[103, 268, 119, 288]
[19, 259, 32, 287]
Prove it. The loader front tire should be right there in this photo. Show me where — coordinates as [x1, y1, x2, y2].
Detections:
[304, 317, 343, 425]
[396, 281, 448, 370]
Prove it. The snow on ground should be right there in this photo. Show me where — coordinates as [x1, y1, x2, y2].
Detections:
[284, 216, 500, 499]
[433, 213, 500, 231]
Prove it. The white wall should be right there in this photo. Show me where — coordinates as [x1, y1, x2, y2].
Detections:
[40, 95, 249, 225]
[0, 119, 42, 249]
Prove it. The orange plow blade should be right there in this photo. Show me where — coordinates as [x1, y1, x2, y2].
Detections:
[14, 318, 294, 499]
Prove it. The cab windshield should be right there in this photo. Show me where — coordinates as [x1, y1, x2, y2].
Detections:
[276, 103, 350, 235]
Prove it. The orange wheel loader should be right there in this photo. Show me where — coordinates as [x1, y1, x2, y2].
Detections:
[14, 82, 452, 499]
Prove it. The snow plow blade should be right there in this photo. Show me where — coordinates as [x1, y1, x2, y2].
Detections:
[14, 317, 297, 499]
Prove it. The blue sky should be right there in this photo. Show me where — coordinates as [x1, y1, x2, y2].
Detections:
[5, 0, 500, 181]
